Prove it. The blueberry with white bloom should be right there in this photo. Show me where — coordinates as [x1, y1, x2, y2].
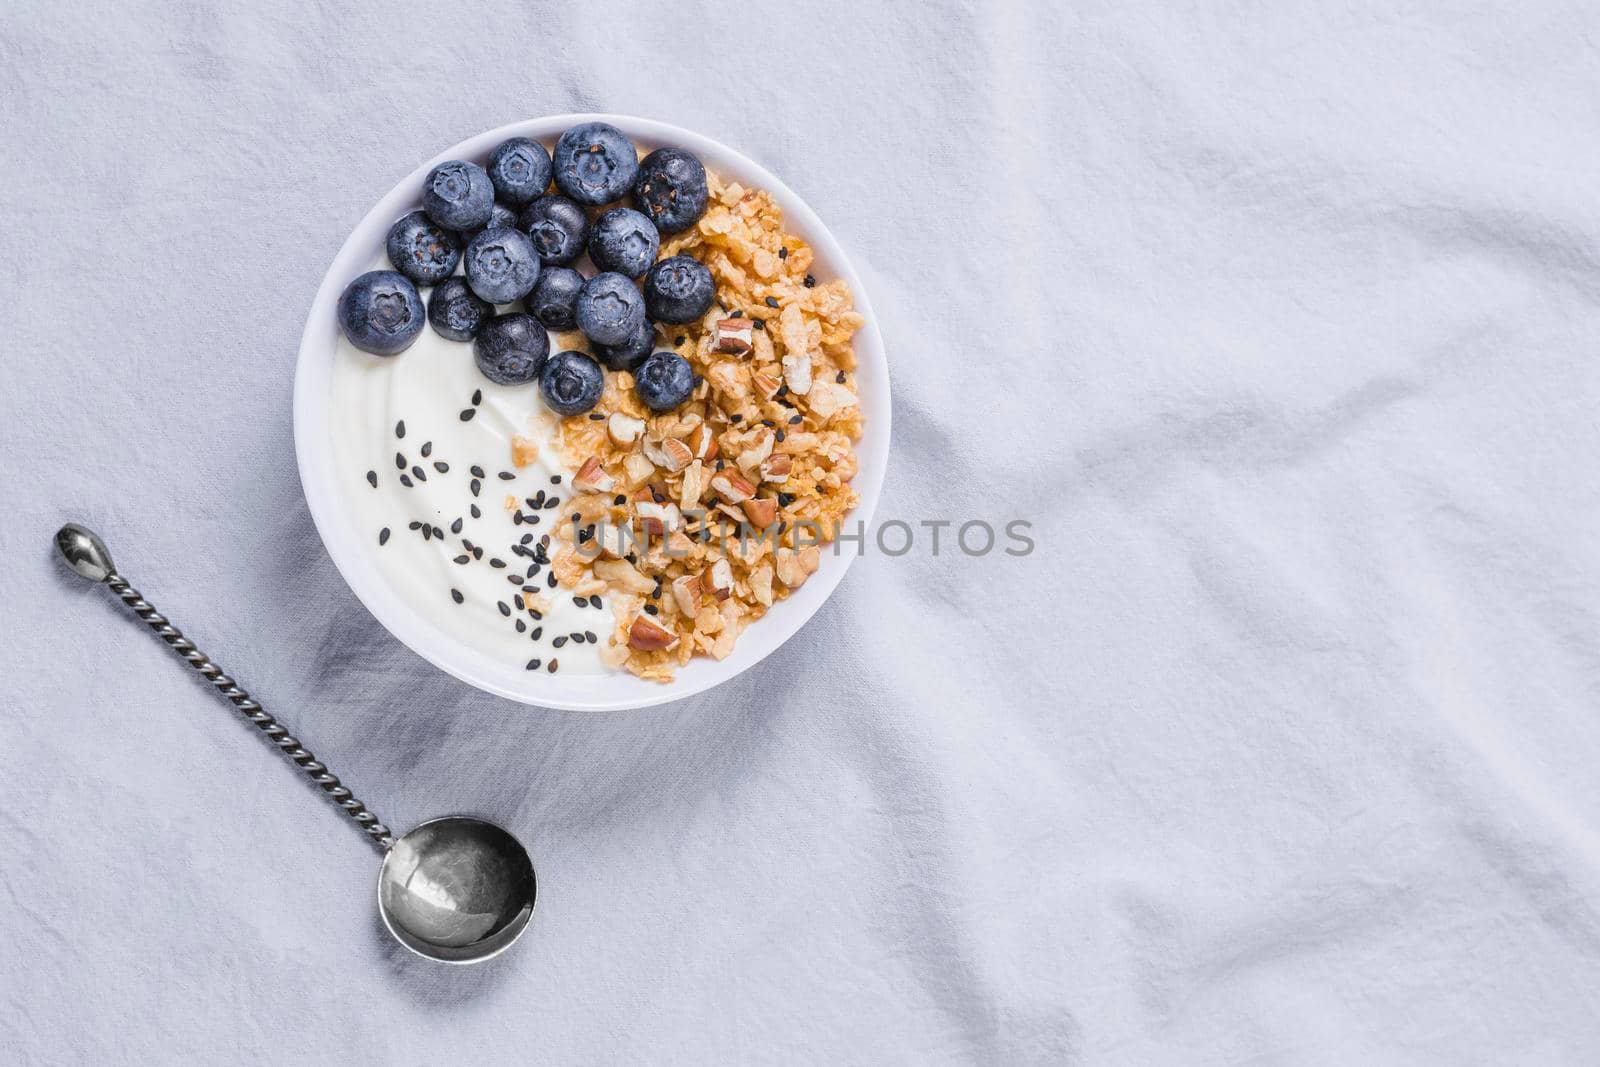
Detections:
[539, 350, 605, 416]
[338, 271, 424, 355]
[633, 350, 695, 412]
[473, 312, 549, 385]
[487, 137, 552, 206]
[593, 317, 655, 372]
[518, 195, 588, 266]
[552, 122, 638, 206]
[427, 277, 493, 342]
[385, 210, 461, 286]
[421, 160, 495, 231]
[528, 267, 584, 331]
[632, 147, 708, 234]
[464, 226, 541, 304]
[575, 272, 646, 347]
[642, 255, 715, 323]
[587, 206, 659, 279]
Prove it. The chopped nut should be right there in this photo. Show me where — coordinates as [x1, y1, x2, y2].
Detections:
[805, 380, 857, 421]
[708, 558, 733, 601]
[622, 451, 656, 485]
[644, 436, 693, 473]
[741, 496, 778, 528]
[670, 574, 702, 617]
[752, 370, 782, 399]
[712, 317, 754, 356]
[573, 457, 615, 494]
[685, 423, 720, 462]
[736, 431, 774, 474]
[628, 615, 679, 651]
[775, 546, 821, 588]
[504, 494, 519, 512]
[511, 435, 540, 468]
[634, 495, 683, 536]
[608, 413, 646, 447]
[679, 460, 708, 510]
[749, 563, 774, 606]
[709, 469, 755, 504]
[759, 453, 793, 482]
[781, 347, 813, 396]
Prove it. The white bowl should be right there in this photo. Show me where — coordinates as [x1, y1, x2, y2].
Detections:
[293, 114, 890, 711]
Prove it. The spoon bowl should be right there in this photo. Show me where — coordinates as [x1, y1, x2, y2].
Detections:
[378, 816, 536, 963]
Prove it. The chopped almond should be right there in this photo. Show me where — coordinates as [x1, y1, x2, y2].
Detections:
[608, 413, 646, 447]
[708, 558, 733, 601]
[759, 453, 793, 482]
[594, 557, 656, 595]
[741, 496, 777, 528]
[628, 615, 679, 651]
[670, 574, 702, 617]
[644, 436, 693, 473]
[709, 469, 755, 504]
[712, 317, 754, 356]
[573, 457, 615, 494]
[685, 423, 719, 462]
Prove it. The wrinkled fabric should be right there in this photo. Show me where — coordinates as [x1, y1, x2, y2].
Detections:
[4, 2, 1600, 1063]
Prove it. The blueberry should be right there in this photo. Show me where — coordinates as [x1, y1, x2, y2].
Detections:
[632, 147, 709, 234]
[539, 350, 605, 416]
[552, 122, 638, 206]
[642, 255, 715, 324]
[422, 160, 495, 231]
[385, 210, 461, 286]
[528, 266, 584, 331]
[485, 202, 521, 232]
[518, 195, 589, 266]
[575, 272, 646, 347]
[473, 312, 550, 385]
[338, 270, 424, 355]
[593, 317, 656, 372]
[486, 137, 552, 206]
[427, 277, 494, 342]
[588, 207, 660, 279]
[633, 350, 695, 412]
[464, 226, 541, 304]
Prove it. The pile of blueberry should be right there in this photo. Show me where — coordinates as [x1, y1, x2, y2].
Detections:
[337, 122, 718, 416]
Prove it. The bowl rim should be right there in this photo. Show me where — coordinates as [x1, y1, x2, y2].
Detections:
[293, 113, 890, 711]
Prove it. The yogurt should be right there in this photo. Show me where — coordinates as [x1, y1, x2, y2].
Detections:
[330, 270, 616, 675]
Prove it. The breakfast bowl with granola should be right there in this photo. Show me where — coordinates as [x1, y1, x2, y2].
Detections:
[293, 115, 889, 710]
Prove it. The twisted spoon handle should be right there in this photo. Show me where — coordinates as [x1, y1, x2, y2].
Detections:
[56, 523, 394, 851]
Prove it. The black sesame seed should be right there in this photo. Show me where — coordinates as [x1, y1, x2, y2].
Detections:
[490, 558, 506, 569]
[674, 335, 686, 346]
[730, 413, 743, 423]
[472, 547, 483, 560]
[412, 466, 427, 481]
[421, 441, 432, 458]
[470, 479, 481, 496]
[396, 452, 406, 470]
[570, 631, 584, 643]
[514, 594, 525, 611]
[516, 619, 527, 633]
[761, 418, 775, 428]
[765, 296, 779, 309]
[432, 526, 444, 539]
[451, 518, 463, 534]
[454, 554, 469, 564]
[498, 471, 516, 481]
[803, 274, 816, 287]
[434, 461, 449, 473]
[544, 499, 560, 510]
[513, 512, 524, 526]
[366, 470, 378, 488]
[573, 595, 588, 608]
[551, 475, 562, 484]
[460, 408, 476, 422]
[778, 492, 795, 507]
[498, 601, 511, 617]
[506, 574, 521, 585]
[590, 596, 603, 608]
[408, 521, 423, 530]
[588, 412, 605, 421]
[470, 504, 481, 519]
[472, 389, 482, 406]
[526, 658, 540, 671]
[643, 603, 659, 615]
[775, 430, 786, 442]
[584, 630, 598, 642]
[451, 589, 464, 604]
[753, 318, 765, 330]
[531, 626, 543, 639]
[521, 533, 534, 545]
[395, 420, 406, 438]
[778, 246, 788, 260]
[421, 526, 432, 541]
[613, 494, 626, 506]
[400, 474, 414, 488]
[471, 465, 486, 479]
[540, 535, 551, 547]
[547, 572, 558, 588]
[552, 636, 568, 648]
[836, 370, 847, 383]
[547, 659, 559, 673]
[378, 527, 390, 545]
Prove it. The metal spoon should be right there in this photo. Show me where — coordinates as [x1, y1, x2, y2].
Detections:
[54, 522, 536, 964]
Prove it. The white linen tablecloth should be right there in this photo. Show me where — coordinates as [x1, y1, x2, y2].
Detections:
[5, 2, 1600, 1062]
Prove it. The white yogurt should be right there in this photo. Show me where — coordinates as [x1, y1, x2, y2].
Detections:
[330, 269, 616, 675]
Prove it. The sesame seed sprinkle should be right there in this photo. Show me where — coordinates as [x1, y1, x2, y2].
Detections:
[378, 528, 390, 545]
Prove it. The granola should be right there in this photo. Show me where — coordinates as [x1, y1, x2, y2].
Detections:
[552, 171, 865, 681]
